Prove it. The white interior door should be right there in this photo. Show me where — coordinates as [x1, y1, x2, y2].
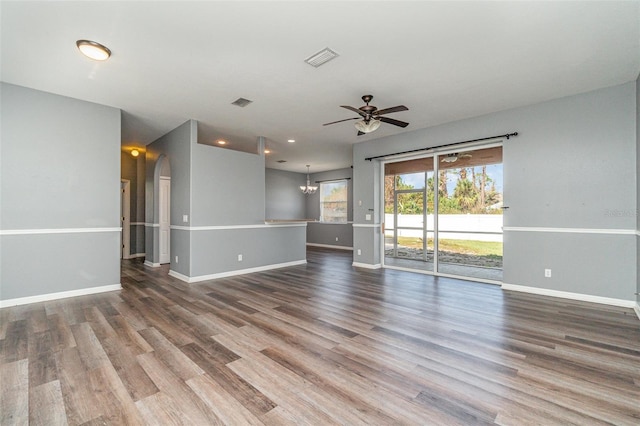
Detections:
[159, 177, 171, 264]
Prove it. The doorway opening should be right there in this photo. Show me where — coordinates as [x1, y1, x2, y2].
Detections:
[383, 144, 503, 283]
[121, 179, 130, 259]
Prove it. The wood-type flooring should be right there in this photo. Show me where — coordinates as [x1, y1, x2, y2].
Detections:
[1, 247, 639, 425]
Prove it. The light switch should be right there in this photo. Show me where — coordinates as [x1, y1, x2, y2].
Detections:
[365, 214, 371, 221]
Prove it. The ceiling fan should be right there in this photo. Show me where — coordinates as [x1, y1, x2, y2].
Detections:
[441, 152, 473, 163]
[323, 95, 409, 136]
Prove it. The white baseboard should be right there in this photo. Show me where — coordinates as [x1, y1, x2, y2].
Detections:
[169, 259, 307, 283]
[352, 262, 382, 269]
[124, 253, 146, 259]
[501, 283, 637, 309]
[634, 302, 640, 321]
[0, 284, 122, 308]
[306, 243, 353, 251]
[144, 260, 160, 268]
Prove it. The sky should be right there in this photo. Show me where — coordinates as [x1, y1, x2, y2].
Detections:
[400, 164, 503, 194]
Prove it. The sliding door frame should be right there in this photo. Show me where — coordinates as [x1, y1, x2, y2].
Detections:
[380, 139, 504, 284]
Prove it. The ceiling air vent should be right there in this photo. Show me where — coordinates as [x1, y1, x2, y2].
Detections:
[304, 47, 339, 68]
[231, 98, 253, 107]
[277, 160, 287, 163]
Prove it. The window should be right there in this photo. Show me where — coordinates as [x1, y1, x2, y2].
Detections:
[320, 180, 348, 223]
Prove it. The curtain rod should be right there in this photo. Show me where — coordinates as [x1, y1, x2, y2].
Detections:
[315, 177, 351, 184]
[364, 132, 518, 161]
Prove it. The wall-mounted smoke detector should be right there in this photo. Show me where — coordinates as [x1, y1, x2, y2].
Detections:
[304, 47, 339, 68]
[231, 98, 253, 107]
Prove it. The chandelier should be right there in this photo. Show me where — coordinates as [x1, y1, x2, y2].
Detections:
[300, 165, 318, 194]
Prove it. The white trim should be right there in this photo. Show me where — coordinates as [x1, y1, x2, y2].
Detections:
[634, 303, 640, 321]
[0, 227, 121, 236]
[144, 260, 160, 268]
[145, 223, 160, 227]
[306, 243, 353, 251]
[131, 222, 146, 226]
[0, 284, 122, 308]
[308, 221, 353, 225]
[171, 223, 308, 231]
[168, 259, 307, 283]
[503, 226, 636, 236]
[501, 283, 636, 308]
[124, 253, 146, 259]
[352, 223, 381, 228]
[636, 230, 640, 237]
[352, 262, 382, 269]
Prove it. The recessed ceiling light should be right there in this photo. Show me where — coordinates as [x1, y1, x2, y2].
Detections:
[76, 39, 111, 61]
[288, 139, 295, 143]
[217, 140, 227, 145]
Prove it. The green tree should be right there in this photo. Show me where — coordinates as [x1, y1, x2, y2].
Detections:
[453, 178, 478, 212]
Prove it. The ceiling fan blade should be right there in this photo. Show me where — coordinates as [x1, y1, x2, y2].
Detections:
[379, 116, 409, 128]
[374, 105, 408, 116]
[357, 131, 365, 136]
[323, 117, 359, 126]
[341, 105, 366, 117]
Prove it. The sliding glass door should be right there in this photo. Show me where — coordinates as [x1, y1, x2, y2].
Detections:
[384, 158, 434, 272]
[383, 145, 503, 282]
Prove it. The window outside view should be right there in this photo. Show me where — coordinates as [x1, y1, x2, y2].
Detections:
[320, 180, 348, 223]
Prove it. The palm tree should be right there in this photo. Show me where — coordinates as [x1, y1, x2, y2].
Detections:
[453, 179, 478, 212]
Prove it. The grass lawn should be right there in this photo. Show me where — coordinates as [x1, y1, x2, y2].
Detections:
[394, 236, 503, 257]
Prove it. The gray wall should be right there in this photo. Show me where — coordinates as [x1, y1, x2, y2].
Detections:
[145, 124, 306, 279]
[305, 167, 353, 249]
[265, 168, 307, 220]
[191, 142, 265, 226]
[1, 83, 121, 300]
[145, 120, 194, 272]
[188, 139, 305, 277]
[636, 73, 640, 304]
[353, 81, 638, 301]
[264, 167, 355, 248]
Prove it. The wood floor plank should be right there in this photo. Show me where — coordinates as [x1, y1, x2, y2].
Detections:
[136, 351, 222, 425]
[1, 248, 638, 424]
[29, 380, 68, 426]
[1, 358, 29, 425]
[186, 373, 266, 426]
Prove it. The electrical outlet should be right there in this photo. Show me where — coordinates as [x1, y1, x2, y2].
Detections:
[175, 256, 178, 263]
[238, 254, 243, 262]
[335, 237, 339, 241]
[357, 249, 362, 255]
[182, 214, 188, 223]
[365, 214, 371, 221]
[544, 269, 552, 278]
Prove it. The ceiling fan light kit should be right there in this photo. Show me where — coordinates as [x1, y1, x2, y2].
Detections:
[354, 119, 381, 133]
[323, 95, 409, 135]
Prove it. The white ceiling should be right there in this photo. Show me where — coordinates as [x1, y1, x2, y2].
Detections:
[2, 1, 639, 173]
